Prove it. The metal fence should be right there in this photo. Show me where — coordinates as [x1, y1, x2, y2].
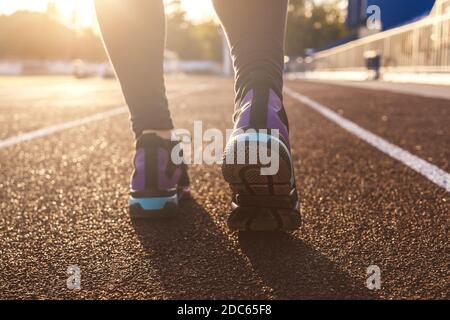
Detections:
[313, 1, 450, 72]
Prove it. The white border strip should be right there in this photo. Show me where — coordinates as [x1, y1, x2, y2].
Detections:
[284, 86, 450, 192]
[0, 86, 210, 150]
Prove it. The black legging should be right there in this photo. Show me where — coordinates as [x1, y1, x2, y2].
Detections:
[95, 0, 288, 136]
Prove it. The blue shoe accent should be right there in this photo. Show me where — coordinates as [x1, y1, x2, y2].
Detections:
[129, 133, 190, 218]
[235, 132, 269, 142]
[128, 194, 178, 211]
[234, 132, 290, 158]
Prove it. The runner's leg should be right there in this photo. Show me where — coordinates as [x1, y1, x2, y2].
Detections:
[95, 0, 172, 137]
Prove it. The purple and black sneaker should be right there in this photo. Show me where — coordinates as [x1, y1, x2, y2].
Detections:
[129, 133, 190, 218]
[222, 88, 300, 231]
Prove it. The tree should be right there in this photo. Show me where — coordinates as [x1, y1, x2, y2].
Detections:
[0, 0, 348, 62]
[0, 11, 106, 61]
[165, 0, 221, 61]
[286, 0, 348, 56]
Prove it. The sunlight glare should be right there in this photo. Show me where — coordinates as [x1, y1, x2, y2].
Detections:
[0, 0, 216, 27]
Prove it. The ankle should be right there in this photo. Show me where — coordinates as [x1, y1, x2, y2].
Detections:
[141, 129, 172, 140]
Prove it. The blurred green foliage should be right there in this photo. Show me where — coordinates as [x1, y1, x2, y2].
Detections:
[0, 9, 106, 61]
[0, 0, 347, 61]
[286, 0, 349, 56]
[165, 0, 222, 61]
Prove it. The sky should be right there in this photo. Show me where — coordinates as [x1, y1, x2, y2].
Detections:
[0, 0, 217, 28]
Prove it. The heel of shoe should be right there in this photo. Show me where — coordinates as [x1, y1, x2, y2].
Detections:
[222, 133, 300, 231]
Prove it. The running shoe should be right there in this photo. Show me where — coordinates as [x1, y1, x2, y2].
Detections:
[221, 88, 300, 231]
[129, 132, 190, 218]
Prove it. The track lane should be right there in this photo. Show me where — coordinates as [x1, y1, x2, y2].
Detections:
[284, 86, 450, 192]
[0, 76, 447, 299]
[286, 80, 450, 171]
[0, 76, 208, 140]
[283, 92, 448, 299]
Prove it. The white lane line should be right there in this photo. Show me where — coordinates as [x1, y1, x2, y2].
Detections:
[0, 86, 210, 150]
[284, 86, 450, 193]
[0, 107, 127, 149]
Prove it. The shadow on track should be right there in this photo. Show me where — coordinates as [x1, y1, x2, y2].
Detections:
[238, 232, 374, 299]
[131, 198, 373, 299]
[131, 198, 269, 299]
